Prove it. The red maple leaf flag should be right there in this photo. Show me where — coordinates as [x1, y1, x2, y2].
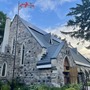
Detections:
[19, 2, 34, 10]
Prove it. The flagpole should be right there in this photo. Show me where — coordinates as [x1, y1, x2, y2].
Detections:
[10, 1, 34, 90]
[11, 1, 19, 90]
[18, 1, 20, 16]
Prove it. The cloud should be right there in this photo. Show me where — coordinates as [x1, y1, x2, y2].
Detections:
[8, 4, 31, 21]
[35, 0, 76, 20]
[60, 0, 76, 4]
[35, 0, 57, 11]
[8, 5, 17, 19]
[45, 25, 90, 58]
[35, 0, 75, 11]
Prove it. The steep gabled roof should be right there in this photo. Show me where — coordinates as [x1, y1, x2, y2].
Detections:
[19, 15, 47, 35]
[14, 15, 90, 68]
[18, 15, 61, 48]
[16, 15, 65, 65]
[70, 48, 90, 67]
[37, 41, 65, 65]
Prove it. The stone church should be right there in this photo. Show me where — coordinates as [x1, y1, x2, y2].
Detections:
[0, 15, 90, 87]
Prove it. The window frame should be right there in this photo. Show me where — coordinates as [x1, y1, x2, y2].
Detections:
[11, 37, 15, 54]
[20, 43, 25, 66]
[1, 62, 7, 77]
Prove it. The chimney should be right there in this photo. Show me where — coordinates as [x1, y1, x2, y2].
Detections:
[1, 17, 11, 53]
[45, 33, 52, 44]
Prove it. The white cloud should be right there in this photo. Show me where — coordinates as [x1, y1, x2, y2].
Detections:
[35, 0, 57, 11]
[35, 0, 75, 11]
[8, 5, 31, 21]
[35, 0, 76, 20]
[19, 8, 31, 21]
[8, 5, 17, 19]
[60, 0, 75, 4]
[45, 25, 90, 58]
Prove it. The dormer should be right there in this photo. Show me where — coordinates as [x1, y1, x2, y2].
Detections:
[45, 33, 53, 44]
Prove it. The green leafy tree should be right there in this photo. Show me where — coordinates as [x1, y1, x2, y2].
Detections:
[66, 0, 90, 40]
[0, 11, 6, 44]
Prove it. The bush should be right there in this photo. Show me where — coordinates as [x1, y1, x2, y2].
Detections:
[0, 79, 82, 90]
[50, 87, 61, 90]
[28, 85, 38, 90]
[70, 84, 81, 90]
[14, 85, 30, 90]
[0, 81, 3, 89]
[29, 85, 61, 90]
[66, 87, 75, 90]
[36, 85, 50, 90]
[87, 81, 90, 86]
[60, 84, 71, 90]
[1, 84, 10, 90]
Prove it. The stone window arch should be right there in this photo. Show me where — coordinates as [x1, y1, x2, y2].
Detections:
[1, 62, 7, 77]
[12, 38, 15, 54]
[20, 44, 25, 65]
[64, 56, 70, 70]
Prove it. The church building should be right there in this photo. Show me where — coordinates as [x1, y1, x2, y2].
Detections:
[0, 15, 90, 87]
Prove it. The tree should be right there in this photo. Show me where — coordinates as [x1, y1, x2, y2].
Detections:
[0, 11, 6, 44]
[66, 0, 90, 40]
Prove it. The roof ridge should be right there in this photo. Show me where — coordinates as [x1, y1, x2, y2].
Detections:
[14, 15, 45, 47]
[18, 15, 47, 35]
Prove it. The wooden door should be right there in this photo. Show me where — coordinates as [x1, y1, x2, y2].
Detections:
[70, 67, 78, 84]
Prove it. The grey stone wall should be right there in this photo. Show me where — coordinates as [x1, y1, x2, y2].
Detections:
[35, 42, 76, 87]
[8, 16, 43, 84]
[0, 15, 87, 87]
[51, 42, 76, 86]
[0, 53, 14, 81]
[36, 69, 52, 86]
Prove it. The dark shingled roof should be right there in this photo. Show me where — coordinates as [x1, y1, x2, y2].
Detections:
[37, 42, 65, 65]
[70, 48, 90, 67]
[16, 15, 90, 67]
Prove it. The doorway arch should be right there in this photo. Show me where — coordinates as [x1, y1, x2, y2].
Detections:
[63, 56, 70, 84]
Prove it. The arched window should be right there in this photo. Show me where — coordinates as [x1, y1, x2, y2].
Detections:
[1, 62, 7, 77]
[64, 57, 70, 70]
[12, 38, 15, 54]
[20, 44, 25, 65]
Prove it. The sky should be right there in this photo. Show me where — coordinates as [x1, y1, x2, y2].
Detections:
[48, 26, 90, 59]
[0, 0, 81, 29]
[0, 0, 90, 58]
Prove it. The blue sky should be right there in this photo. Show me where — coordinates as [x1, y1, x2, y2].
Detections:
[0, 0, 81, 30]
[1, 0, 90, 58]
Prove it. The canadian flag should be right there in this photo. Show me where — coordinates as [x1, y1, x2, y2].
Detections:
[19, 2, 34, 10]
